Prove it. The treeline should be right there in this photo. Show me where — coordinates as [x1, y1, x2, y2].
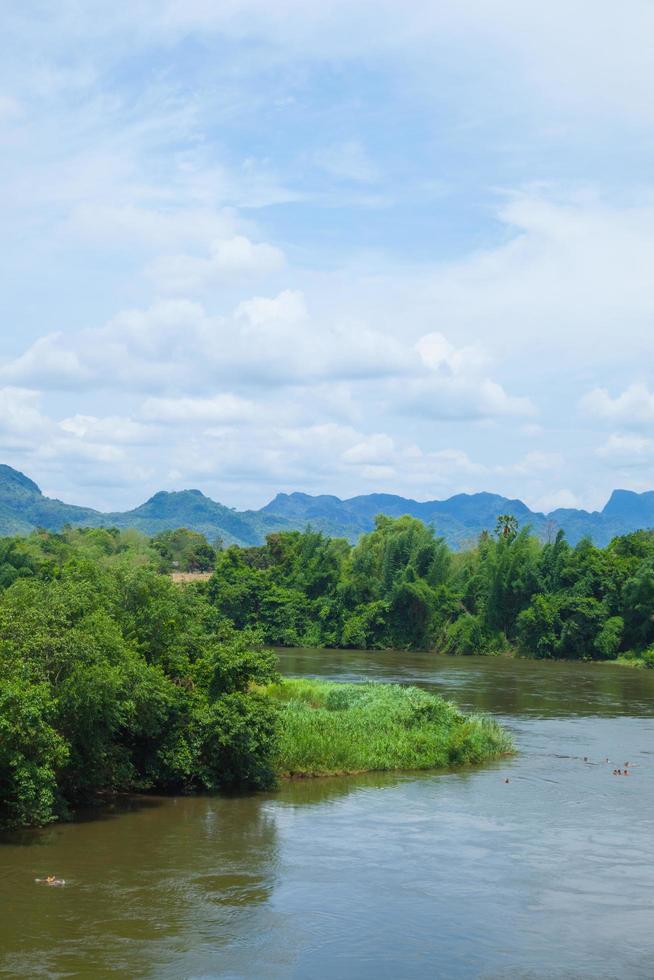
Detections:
[3, 519, 654, 663]
[0, 527, 277, 830]
[207, 515, 654, 663]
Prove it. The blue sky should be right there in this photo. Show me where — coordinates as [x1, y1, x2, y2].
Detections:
[2, 1, 654, 511]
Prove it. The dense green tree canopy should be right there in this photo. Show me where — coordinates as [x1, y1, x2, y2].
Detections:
[0, 534, 278, 830]
[205, 518, 654, 662]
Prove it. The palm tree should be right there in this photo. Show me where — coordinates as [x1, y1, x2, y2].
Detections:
[495, 514, 518, 541]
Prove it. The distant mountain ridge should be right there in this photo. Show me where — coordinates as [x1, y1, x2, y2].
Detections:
[0, 464, 652, 548]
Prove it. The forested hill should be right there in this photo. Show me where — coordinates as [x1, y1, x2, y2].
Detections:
[1, 463, 654, 547]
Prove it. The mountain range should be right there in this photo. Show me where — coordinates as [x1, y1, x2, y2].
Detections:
[1, 463, 653, 548]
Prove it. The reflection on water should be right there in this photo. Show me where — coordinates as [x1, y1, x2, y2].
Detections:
[277, 648, 654, 718]
[2, 651, 654, 978]
[0, 795, 280, 978]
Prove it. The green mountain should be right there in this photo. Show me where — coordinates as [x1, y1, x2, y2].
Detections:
[101, 490, 293, 546]
[0, 464, 653, 547]
[0, 464, 102, 535]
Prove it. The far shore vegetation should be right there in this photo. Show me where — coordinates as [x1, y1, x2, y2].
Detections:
[2, 509, 654, 829]
[205, 514, 654, 666]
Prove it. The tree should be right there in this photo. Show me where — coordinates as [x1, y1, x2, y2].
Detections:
[494, 514, 519, 541]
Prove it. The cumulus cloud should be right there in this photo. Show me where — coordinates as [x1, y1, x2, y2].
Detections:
[147, 235, 286, 292]
[581, 383, 654, 424]
[392, 331, 534, 421]
[596, 432, 654, 463]
[532, 489, 584, 513]
[141, 393, 256, 424]
[0, 290, 534, 433]
[0, 390, 148, 472]
[497, 451, 564, 477]
[0, 387, 50, 446]
[415, 333, 489, 376]
[59, 414, 154, 444]
[341, 433, 395, 466]
[413, 194, 654, 358]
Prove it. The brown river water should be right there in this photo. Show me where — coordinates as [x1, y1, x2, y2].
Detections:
[2, 650, 654, 979]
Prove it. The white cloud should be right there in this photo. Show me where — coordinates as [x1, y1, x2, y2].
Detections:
[415, 333, 489, 376]
[532, 489, 584, 513]
[2, 335, 91, 389]
[147, 235, 286, 292]
[342, 433, 395, 466]
[0, 387, 50, 445]
[497, 451, 564, 477]
[581, 383, 654, 424]
[398, 376, 534, 421]
[235, 289, 307, 329]
[59, 414, 153, 444]
[396, 334, 534, 421]
[67, 205, 240, 250]
[418, 194, 654, 357]
[0, 290, 533, 432]
[596, 432, 654, 462]
[0, 392, 143, 472]
[141, 393, 256, 424]
[312, 141, 380, 183]
[151, 1, 654, 125]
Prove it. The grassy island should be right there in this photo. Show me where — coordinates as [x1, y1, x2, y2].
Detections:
[265, 678, 513, 777]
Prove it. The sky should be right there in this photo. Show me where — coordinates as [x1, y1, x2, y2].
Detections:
[2, 1, 654, 513]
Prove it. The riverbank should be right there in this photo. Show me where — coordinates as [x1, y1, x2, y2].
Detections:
[612, 653, 654, 669]
[264, 678, 514, 777]
[274, 642, 654, 668]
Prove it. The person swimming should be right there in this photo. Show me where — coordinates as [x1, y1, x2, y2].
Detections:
[35, 875, 65, 886]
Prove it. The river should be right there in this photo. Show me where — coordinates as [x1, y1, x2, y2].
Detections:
[2, 650, 654, 979]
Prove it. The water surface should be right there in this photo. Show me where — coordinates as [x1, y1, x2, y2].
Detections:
[2, 651, 654, 979]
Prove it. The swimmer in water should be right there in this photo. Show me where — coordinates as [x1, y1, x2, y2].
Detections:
[35, 875, 65, 886]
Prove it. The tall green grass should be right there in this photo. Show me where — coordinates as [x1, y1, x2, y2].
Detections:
[264, 678, 513, 776]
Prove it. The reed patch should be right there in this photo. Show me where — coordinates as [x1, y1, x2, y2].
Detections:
[264, 678, 514, 777]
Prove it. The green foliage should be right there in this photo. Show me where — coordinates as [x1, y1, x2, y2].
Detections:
[151, 527, 216, 572]
[0, 679, 68, 829]
[0, 549, 279, 829]
[203, 515, 654, 662]
[594, 616, 624, 659]
[265, 679, 513, 776]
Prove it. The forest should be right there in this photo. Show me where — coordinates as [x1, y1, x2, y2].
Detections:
[206, 515, 654, 664]
[2, 515, 654, 663]
[1, 513, 654, 829]
[0, 527, 280, 830]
